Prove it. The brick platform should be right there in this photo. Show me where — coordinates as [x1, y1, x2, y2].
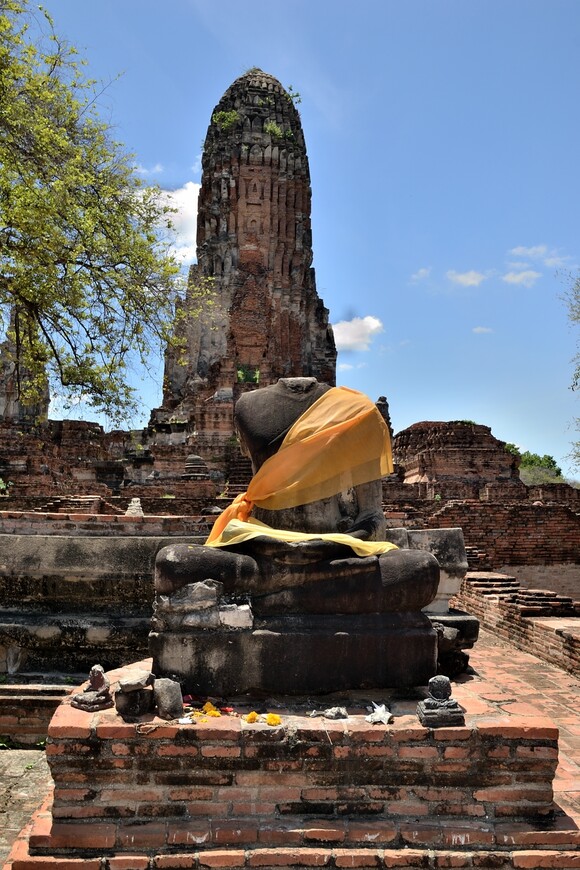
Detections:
[0, 685, 72, 746]
[6, 655, 580, 869]
[455, 573, 580, 677]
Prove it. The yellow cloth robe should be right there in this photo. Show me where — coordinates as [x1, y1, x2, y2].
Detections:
[205, 386, 398, 556]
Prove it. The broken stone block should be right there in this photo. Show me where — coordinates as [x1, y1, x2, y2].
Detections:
[158, 580, 224, 613]
[182, 609, 220, 628]
[115, 687, 154, 719]
[118, 670, 152, 693]
[218, 603, 253, 629]
[154, 677, 183, 720]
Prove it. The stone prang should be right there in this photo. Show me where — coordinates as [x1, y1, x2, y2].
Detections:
[152, 69, 336, 457]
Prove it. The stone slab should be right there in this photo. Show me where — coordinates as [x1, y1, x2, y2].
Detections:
[150, 612, 437, 695]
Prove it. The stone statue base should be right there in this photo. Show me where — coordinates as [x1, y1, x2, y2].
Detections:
[149, 612, 437, 696]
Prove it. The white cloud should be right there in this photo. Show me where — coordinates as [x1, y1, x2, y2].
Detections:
[410, 267, 431, 282]
[472, 326, 493, 334]
[135, 162, 165, 176]
[332, 316, 384, 351]
[508, 244, 577, 270]
[502, 270, 542, 288]
[507, 261, 530, 270]
[161, 181, 200, 265]
[446, 269, 487, 287]
[191, 154, 202, 175]
[339, 361, 368, 371]
[544, 252, 576, 269]
[509, 245, 547, 259]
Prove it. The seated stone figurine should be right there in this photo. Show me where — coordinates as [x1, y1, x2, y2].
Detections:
[151, 378, 440, 695]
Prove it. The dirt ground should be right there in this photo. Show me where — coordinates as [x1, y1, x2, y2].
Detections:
[0, 750, 51, 868]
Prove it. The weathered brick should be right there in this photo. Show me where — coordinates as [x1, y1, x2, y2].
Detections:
[383, 850, 433, 867]
[155, 855, 198, 869]
[166, 821, 211, 848]
[47, 705, 93, 739]
[211, 821, 259, 844]
[197, 850, 247, 868]
[257, 824, 305, 846]
[303, 823, 346, 843]
[399, 745, 439, 759]
[512, 851, 580, 868]
[116, 821, 166, 848]
[169, 787, 215, 801]
[443, 746, 471, 759]
[200, 745, 241, 758]
[108, 858, 150, 869]
[158, 744, 200, 757]
[347, 821, 397, 844]
[48, 822, 117, 849]
[246, 848, 332, 866]
[400, 824, 442, 845]
[515, 746, 558, 760]
[186, 801, 229, 817]
[334, 850, 382, 867]
[392, 728, 430, 742]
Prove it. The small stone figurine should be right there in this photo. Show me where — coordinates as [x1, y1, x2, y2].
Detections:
[417, 674, 465, 727]
[71, 664, 114, 711]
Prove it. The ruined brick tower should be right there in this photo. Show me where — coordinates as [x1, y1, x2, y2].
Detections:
[151, 69, 336, 468]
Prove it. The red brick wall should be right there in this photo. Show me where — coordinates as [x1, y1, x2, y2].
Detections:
[0, 686, 71, 746]
[41, 685, 559, 858]
[415, 502, 580, 567]
[454, 577, 580, 677]
[0, 510, 210, 537]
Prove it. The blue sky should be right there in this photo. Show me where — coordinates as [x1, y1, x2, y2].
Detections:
[42, 0, 579, 476]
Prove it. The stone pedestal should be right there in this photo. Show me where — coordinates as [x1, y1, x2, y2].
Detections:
[150, 612, 437, 696]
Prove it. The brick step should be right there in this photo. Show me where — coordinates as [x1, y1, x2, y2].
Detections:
[32, 495, 125, 515]
[10, 799, 580, 869]
[0, 684, 71, 698]
[13, 844, 580, 869]
[0, 684, 73, 745]
[464, 544, 493, 570]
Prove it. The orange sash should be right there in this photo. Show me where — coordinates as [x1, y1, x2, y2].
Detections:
[206, 386, 394, 551]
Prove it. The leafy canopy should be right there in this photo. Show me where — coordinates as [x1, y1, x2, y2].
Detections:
[566, 272, 580, 392]
[505, 444, 564, 484]
[0, 0, 191, 423]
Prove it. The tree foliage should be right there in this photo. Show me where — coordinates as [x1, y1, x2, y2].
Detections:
[566, 273, 580, 391]
[0, 0, 189, 423]
[505, 444, 564, 485]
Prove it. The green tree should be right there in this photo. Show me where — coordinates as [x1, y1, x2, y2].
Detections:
[566, 274, 580, 391]
[505, 444, 564, 485]
[0, 0, 190, 423]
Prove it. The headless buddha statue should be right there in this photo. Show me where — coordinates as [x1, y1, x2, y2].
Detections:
[151, 378, 440, 693]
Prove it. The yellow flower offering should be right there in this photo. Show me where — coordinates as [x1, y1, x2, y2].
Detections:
[265, 713, 282, 727]
[244, 711, 259, 723]
[207, 709, 221, 717]
[202, 701, 217, 713]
